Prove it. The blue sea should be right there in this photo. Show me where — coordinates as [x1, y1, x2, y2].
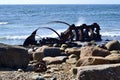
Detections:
[0, 4, 120, 45]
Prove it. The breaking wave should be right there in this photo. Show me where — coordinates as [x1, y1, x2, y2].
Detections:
[0, 35, 28, 40]
[0, 30, 120, 40]
[0, 22, 8, 25]
[75, 17, 86, 26]
[101, 31, 120, 37]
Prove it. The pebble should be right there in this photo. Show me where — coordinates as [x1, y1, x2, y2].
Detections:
[51, 68, 59, 71]
[50, 77, 57, 80]
[17, 69, 24, 72]
[68, 54, 77, 59]
[43, 74, 52, 78]
[32, 75, 45, 80]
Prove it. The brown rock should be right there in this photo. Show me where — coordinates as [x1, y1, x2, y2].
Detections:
[32, 52, 44, 62]
[110, 50, 120, 54]
[80, 46, 111, 58]
[43, 56, 67, 64]
[105, 40, 120, 51]
[66, 58, 77, 64]
[76, 56, 110, 67]
[65, 48, 80, 57]
[35, 45, 49, 52]
[72, 63, 120, 80]
[105, 53, 120, 63]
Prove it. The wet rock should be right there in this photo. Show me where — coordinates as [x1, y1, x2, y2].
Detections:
[72, 63, 120, 80]
[80, 46, 111, 58]
[105, 40, 120, 51]
[76, 56, 110, 67]
[43, 56, 67, 64]
[0, 43, 29, 69]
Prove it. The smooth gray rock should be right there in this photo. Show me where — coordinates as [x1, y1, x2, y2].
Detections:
[0, 43, 29, 69]
[43, 47, 62, 57]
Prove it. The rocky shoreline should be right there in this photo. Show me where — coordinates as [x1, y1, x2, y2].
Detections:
[0, 40, 120, 80]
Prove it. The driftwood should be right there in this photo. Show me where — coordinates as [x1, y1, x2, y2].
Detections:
[23, 21, 102, 46]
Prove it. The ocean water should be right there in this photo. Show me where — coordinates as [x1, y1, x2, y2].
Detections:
[0, 4, 120, 45]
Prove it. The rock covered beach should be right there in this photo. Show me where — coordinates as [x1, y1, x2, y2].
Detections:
[0, 40, 120, 80]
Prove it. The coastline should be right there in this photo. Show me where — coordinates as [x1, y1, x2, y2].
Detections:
[0, 39, 120, 80]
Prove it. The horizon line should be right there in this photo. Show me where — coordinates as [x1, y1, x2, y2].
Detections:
[0, 3, 120, 5]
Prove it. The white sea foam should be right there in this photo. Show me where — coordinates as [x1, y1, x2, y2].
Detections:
[0, 22, 8, 25]
[75, 17, 86, 26]
[0, 30, 120, 40]
[101, 31, 120, 37]
[0, 35, 28, 40]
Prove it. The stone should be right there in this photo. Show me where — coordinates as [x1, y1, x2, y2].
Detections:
[84, 41, 96, 46]
[68, 54, 78, 59]
[66, 58, 77, 64]
[80, 46, 111, 58]
[35, 46, 49, 52]
[43, 47, 62, 57]
[32, 75, 45, 80]
[60, 44, 68, 50]
[0, 43, 30, 69]
[33, 61, 47, 72]
[105, 40, 120, 51]
[43, 56, 67, 64]
[32, 52, 44, 62]
[76, 56, 110, 67]
[71, 63, 120, 80]
[43, 74, 52, 78]
[17, 69, 24, 72]
[65, 48, 80, 57]
[105, 53, 120, 63]
[50, 77, 57, 80]
[50, 68, 59, 71]
[110, 50, 120, 54]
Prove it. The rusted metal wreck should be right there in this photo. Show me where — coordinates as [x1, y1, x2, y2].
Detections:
[23, 21, 102, 47]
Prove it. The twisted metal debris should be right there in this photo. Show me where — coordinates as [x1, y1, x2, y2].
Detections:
[23, 21, 102, 47]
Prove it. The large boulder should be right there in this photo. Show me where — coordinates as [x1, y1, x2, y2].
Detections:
[0, 43, 29, 69]
[72, 63, 120, 80]
[80, 46, 111, 58]
[76, 56, 110, 67]
[105, 40, 120, 51]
